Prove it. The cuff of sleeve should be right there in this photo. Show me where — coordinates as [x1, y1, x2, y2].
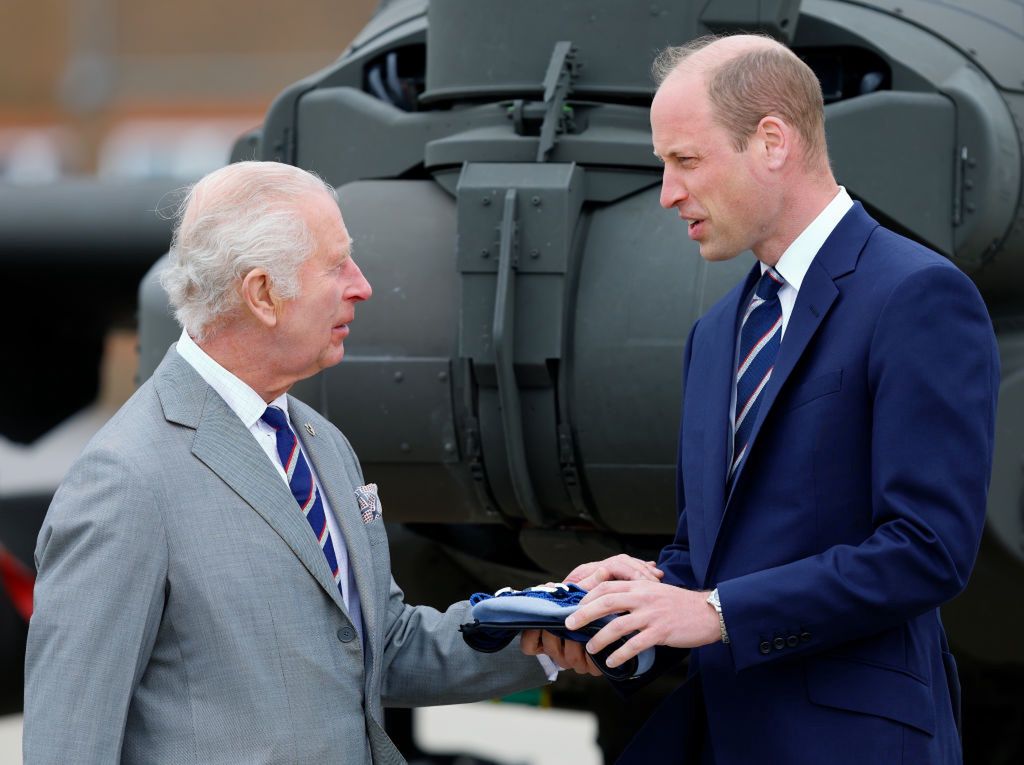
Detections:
[536, 654, 561, 682]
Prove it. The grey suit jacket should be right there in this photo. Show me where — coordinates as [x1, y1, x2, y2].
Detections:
[24, 348, 546, 764]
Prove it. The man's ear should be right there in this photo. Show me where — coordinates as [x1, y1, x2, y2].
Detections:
[240, 269, 279, 328]
[757, 115, 790, 170]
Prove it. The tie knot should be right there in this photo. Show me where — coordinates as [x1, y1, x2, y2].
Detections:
[755, 267, 785, 301]
[260, 405, 290, 431]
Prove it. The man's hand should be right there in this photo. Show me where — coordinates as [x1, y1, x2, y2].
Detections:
[565, 554, 664, 591]
[515, 557, 662, 677]
[563, 580, 721, 669]
[520, 629, 602, 676]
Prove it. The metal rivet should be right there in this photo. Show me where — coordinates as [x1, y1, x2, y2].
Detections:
[530, 249, 540, 259]
[400, 442, 411, 453]
[443, 441, 455, 453]
[966, 203, 976, 213]
[531, 196, 541, 206]
[393, 371, 404, 382]
[482, 197, 491, 206]
[438, 371, 448, 382]
[965, 180, 974, 190]
[481, 249, 490, 258]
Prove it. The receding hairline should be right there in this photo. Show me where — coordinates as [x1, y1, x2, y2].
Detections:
[653, 33, 787, 86]
[651, 34, 829, 165]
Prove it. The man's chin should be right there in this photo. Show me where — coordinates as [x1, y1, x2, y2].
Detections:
[698, 243, 740, 263]
[323, 344, 346, 368]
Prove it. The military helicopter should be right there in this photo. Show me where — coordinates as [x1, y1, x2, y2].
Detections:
[7, 0, 1021, 758]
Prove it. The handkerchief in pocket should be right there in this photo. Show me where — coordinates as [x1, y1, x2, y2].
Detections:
[355, 483, 382, 524]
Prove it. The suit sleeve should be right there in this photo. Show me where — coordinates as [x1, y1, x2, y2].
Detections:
[717, 263, 999, 671]
[23, 447, 167, 763]
[377, 580, 549, 708]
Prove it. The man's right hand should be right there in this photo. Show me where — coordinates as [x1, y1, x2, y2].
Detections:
[518, 555, 662, 676]
[566, 553, 663, 592]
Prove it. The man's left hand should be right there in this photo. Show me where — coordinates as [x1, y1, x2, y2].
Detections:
[563, 581, 721, 669]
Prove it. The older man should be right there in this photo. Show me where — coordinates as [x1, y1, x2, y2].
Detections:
[24, 161, 548, 764]
[525, 34, 998, 764]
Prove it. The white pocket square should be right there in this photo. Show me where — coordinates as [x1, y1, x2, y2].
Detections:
[355, 483, 382, 524]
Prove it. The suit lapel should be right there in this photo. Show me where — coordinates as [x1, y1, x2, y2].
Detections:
[709, 204, 877, 555]
[154, 349, 348, 612]
[724, 266, 839, 497]
[291, 401, 378, 664]
[190, 398, 348, 612]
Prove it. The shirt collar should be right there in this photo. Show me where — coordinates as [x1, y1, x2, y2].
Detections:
[175, 329, 289, 429]
[763, 186, 853, 290]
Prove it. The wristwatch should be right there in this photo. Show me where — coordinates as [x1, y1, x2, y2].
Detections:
[706, 588, 730, 644]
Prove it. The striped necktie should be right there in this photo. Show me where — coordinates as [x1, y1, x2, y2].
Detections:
[260, 405, 346, 600]
[731, 267, 785, 483]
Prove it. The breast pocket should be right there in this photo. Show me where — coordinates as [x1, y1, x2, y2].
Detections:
[786, 369, 842, 411]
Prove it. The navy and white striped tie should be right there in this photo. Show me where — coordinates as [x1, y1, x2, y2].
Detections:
[260, 406, 346, 599]
[731, 267, 785, 482]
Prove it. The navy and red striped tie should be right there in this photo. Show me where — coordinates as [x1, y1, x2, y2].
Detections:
[261, 406, 345, 599]
[731, 267, 785, 483]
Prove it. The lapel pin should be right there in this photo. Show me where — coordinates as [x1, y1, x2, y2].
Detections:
[304, 423, 317, 437]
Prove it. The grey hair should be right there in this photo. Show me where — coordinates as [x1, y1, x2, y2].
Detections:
[160, 161, 337, 340]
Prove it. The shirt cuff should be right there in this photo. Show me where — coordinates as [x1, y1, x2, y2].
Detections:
[536, 654, 561, 682]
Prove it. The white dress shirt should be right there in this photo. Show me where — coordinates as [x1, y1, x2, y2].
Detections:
[762, 186, 853, 339]
[175, 330, 363, 639]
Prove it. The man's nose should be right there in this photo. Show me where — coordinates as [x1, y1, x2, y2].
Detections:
[349, 259, 373, 301]
[659, 167, 688, 209]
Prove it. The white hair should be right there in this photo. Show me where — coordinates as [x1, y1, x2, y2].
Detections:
[160, 161, 338, 340]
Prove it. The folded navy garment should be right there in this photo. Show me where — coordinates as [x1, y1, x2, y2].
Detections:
[460, 583, 654, 681]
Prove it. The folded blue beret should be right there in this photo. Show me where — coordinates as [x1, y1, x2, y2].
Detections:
[460, 583, 654, 681]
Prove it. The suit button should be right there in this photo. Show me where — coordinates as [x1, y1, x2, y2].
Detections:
[337, 626, 356, 643]
[786, 635, 799, 648]
[800, 631, 812, 643]
[773, 637, 786, 651]
[759, 641, 771, 655]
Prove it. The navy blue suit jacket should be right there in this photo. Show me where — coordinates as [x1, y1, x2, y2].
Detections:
[620, 204, 999, 764]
